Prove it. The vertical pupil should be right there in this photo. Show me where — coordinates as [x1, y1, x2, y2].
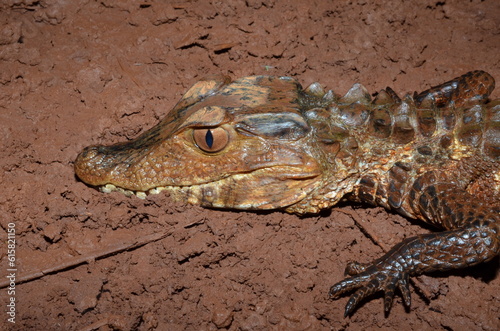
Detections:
[205, 129, 214, 148]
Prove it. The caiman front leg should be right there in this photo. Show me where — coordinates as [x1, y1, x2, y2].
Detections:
[329, 178, 500, 316]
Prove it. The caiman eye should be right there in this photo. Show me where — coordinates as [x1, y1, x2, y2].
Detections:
[193, 127, 229, 153]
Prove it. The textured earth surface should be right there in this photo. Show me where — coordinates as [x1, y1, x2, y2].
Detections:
[1, 0, 499, 330]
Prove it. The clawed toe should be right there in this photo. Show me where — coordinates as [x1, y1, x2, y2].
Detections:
[345, 260, 368, 276]
[329, 265, 412, 316]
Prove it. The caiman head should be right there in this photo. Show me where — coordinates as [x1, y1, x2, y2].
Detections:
[75, 75, 340, 212]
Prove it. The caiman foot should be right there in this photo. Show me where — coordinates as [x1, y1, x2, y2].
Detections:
[329, 218, 499, 316]
[329, 259, 412, 317]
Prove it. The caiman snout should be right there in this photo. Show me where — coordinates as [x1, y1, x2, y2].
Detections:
[75, 145, 116, 187]
[75, 140, 145, 188]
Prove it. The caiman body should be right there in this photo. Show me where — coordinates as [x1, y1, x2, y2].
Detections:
[75, 71, 499, 315]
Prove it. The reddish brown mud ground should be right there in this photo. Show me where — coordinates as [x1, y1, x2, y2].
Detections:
[1, 0, 499, 330]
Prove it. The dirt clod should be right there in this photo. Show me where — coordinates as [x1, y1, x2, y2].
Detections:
[1, 0, 499, 330]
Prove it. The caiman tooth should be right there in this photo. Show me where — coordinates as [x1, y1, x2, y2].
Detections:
[149, 187, 161, 195]
[136, 191, 147, 199]
[339, 83, 371, 104]
[149, 186, 168, 195]
[99, 183, 141, 198]
[101, 184, 117, 193]
[122, 188, 135, 197]
[305, 82, 325, 97]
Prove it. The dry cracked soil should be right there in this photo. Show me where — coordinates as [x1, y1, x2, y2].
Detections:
[0, 0, 499, 330]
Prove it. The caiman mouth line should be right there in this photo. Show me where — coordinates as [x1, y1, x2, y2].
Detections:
[98, 165, 320, 201]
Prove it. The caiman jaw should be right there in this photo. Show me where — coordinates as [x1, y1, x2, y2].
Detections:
[75, 141, 321, 209]
[75, 75, 324, 210]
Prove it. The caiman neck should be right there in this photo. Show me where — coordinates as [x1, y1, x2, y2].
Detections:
[285, 83, 415, 214]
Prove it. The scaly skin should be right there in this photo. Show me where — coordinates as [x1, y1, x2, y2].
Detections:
[75, 71, 499, 316]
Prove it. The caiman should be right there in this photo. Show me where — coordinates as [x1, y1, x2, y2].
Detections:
[75, 70, 500, 316]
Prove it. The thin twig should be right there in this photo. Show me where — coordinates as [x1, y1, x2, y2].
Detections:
[0, 230, 172, 289]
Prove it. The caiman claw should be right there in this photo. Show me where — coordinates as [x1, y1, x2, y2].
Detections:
[329, 260, 412, 317]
